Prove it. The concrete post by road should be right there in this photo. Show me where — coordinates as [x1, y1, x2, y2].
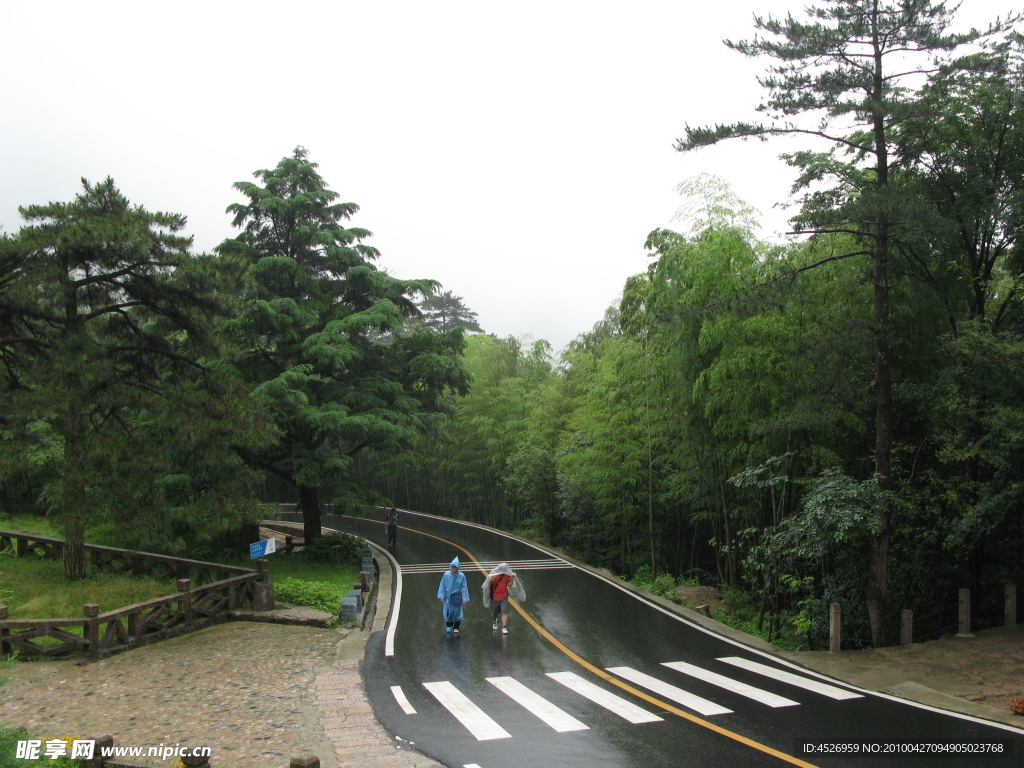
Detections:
[829, 602, 841, 653]
[1006, 583, 1017, 628]
[900, 608, 913, 646]
[958, 588, 972, 637]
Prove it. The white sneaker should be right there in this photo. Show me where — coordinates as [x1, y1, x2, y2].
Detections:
[492, 620, 499, 630]
[453, 628, 460, 636]
[502, 627, 509, 635]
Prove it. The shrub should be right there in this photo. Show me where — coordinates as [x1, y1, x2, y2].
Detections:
[629, 567, 680, 601]
[274, 577, 342, 614]
[301, 533, 364, 565]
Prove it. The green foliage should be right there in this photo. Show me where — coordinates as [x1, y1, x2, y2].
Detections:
[0, 555, 175, 620]
[273, 577, 343, 614]
[629, 566, 682, 602]
[218, 148, 469, 540]
[300, 532, 364, 565]
[0, 178, 267, 575]
[414, 290, 484, 334]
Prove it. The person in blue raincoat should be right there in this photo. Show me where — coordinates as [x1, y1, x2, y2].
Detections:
[437, 556, 470, 636]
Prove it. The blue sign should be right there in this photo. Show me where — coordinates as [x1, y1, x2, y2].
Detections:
[249, 538, 277, 559]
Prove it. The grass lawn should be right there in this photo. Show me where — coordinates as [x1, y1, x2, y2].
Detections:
[0, 513, 177, 621]
[0, 556, 177, 621]
[1, 511, 366, 634]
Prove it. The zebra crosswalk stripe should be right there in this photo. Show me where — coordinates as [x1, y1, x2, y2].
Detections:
[662, 661, 800, 708]
[423, 681, 512, 740]
[400, 558, 573, 574]
[607, 666, 733, 716]
[487, 676, 590, 732]
[547, 671, 665, 724]
[391, 685, 416, 715]
[717, 657, 864, 700]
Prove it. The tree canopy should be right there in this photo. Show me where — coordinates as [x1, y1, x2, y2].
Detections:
[217, 147, 469, 542]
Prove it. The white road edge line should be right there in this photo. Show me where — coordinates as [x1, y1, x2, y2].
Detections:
[391, 685, 416, 715]
[423, 681, 512, 741]
[547, 671, 664, 724]
[486, 676, 590, 732]
[607, 667, 733, 716]
[662, 661, 799, 708]
[382, 511, 1024, 736]
[717, 657, 864, 701]
[365, 540, 402, 657]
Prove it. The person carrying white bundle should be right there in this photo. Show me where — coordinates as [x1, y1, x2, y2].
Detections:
[482, 563, 525, 634]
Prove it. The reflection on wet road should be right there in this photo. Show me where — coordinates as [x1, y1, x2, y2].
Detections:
[304, 510, 1024, 768]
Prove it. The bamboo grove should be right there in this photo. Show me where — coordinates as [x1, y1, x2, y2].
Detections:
[371, 11, 1024, 647]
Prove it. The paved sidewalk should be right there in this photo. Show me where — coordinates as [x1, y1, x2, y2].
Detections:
[779, 624, 1024, 729]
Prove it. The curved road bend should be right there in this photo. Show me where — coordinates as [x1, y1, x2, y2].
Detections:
[287, 510, 1024, 768]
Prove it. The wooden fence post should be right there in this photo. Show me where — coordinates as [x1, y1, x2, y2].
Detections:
[0, 605, 9, 656]
[958, 588, 972, 636]
[253, 560, 274, 611]
[900, 609, 913, 646]
[82, 734, 113, 767]
[829, 602, 841, 653]
[177, 578, 192, 620]
[84, 603, 101, 653]
[1006, 583, 1017, 628]
[180, 746, 211, 767]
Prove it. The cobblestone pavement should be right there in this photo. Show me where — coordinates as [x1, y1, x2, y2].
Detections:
[0, 539, 442, 768]
[1, 622, 344, 767]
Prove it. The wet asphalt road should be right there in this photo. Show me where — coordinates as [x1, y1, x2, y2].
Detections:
[308, 511, 1024, 768]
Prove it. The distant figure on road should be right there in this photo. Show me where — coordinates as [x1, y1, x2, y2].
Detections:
[482, 563, 520, 635]
[437, 556, 470, 636]
[385, 507, 398, 548]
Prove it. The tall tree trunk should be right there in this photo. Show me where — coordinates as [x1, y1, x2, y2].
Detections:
[867, 28, 894, 648]
[62, 410, 87, 579]
[864, 20, 897, 651]
[868, 232, 893, 646]
[299, 485, 322, 544]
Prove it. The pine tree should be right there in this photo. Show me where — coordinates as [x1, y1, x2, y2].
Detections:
[675, 0, 1017, 645]
[0, 178, 241, 577]
[219, 148, 469, 542]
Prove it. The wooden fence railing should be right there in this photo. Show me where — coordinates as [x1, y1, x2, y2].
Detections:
[0, 530, 262, 659]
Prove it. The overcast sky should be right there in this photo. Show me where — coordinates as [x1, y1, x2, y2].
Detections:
[0, 1, 1006, 355]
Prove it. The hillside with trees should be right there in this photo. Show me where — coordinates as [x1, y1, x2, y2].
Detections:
[372, 4, 1024, 648]
[1, 1, 1021, 649]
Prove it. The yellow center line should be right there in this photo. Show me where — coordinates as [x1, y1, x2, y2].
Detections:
[361, 517, 821, 768]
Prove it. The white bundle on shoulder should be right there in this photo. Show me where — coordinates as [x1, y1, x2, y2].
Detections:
[481, 562, 526, 606]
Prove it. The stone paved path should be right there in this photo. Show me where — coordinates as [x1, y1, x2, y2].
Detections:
[1, 539, 443, 768]
[2, 622, 343, 767]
